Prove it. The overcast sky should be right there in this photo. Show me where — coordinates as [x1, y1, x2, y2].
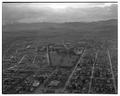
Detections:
[2, 3, 117, 25]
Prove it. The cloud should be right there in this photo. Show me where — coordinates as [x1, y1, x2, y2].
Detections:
[2, 3, 118, 25]
[2, 3, 53, 24]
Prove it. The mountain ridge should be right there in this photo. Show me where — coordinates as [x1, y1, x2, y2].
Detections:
[3, 19, 117, 33]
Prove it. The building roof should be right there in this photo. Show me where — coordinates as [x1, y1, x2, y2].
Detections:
[48, 80, 60, 86]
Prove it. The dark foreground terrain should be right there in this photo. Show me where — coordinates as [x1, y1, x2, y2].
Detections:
[2, 19, 117, 94]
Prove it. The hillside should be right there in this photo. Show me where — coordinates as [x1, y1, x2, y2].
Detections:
[2, 19, 117, 49]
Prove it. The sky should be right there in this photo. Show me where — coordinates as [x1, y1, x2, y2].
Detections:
[2, 3, 118, 25]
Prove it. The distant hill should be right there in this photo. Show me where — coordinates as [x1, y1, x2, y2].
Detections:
[2, 19, 117, 48]
[3, 19, 117, 32]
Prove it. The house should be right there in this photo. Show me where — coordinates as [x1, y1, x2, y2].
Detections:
[74, 47, 83, 55]
[48, 80, 60, 87]
[26, 45, 31, 49]
[32, 80, 40, 87]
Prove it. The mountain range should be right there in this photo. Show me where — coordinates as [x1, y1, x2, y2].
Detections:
[2, 19, 117, 49]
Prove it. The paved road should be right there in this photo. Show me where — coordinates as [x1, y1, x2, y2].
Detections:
[6, 55, 26, 70]
[88, 51, 98, 93]
[63, 49, 85, 91]
[107, 49, 117, 93]
[46, 46, 50, 66]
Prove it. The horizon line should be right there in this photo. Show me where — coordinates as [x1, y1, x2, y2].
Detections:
[2, 1, 118, 3]
[3, 19, 117, 26]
